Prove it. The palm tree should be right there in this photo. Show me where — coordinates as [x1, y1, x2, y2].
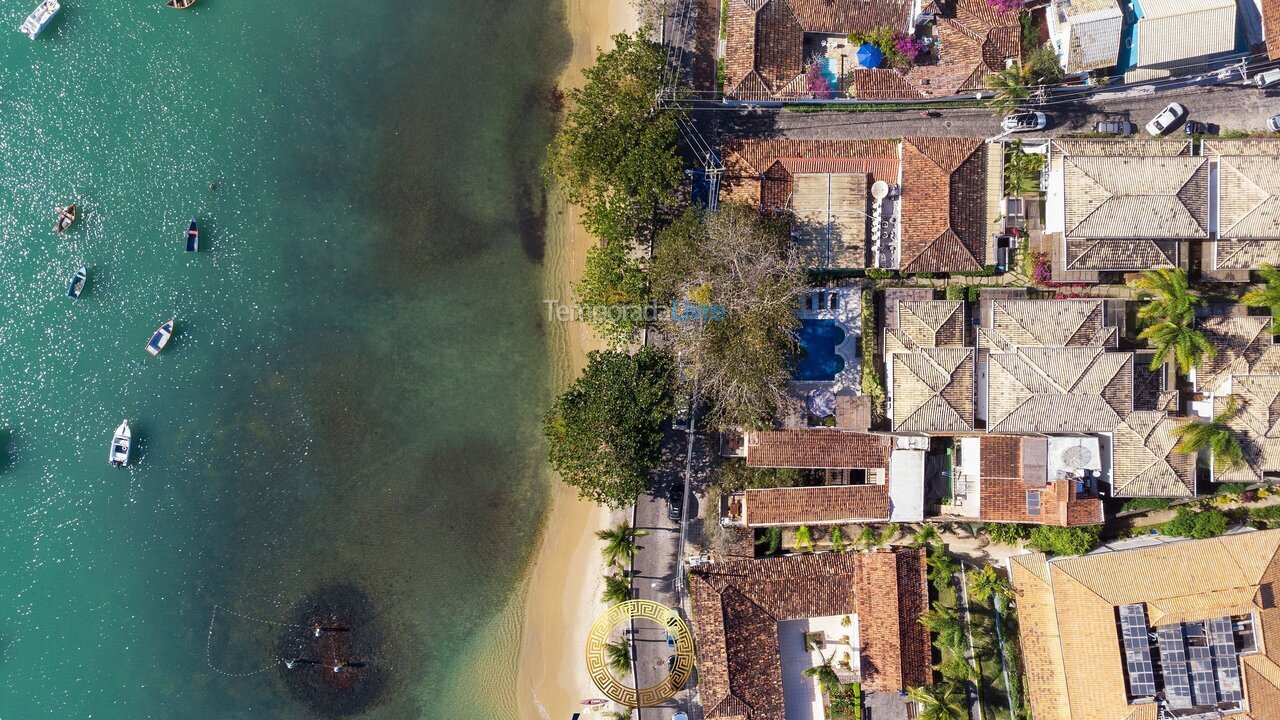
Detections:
[967, 565, 1012, 606]
[1243, 263, 1280, 334]
[830, 525, 847, 553]
[927, 546, 959, 589]
[795, 524, 815, 552]
[1130, 267, 1203, 327]
[604, 638, 631, 673]
[601, 574, 631, 605]
[1172, 396, 1247, 471]
[1138, 321, 1215, 374]
[803, 653, 841, 693]
[937, 653, 978, 682]
[985, 67, 1030, 116]
[856, 525, 881, 551]
[911, 524, 940, 549]
[908, 682, 969, 720]
[596, 521, 649, 568]
[919, 603, 966, 652]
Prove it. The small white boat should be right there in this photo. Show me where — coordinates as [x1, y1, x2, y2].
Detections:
[145, 317, 175, 356]
[109, 420, 131, 466]
[67, 266, 86, 299]
[19, 0, 60, 40]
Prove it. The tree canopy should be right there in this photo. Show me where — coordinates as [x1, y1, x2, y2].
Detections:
[550, 28, 685, 245]
[543, 347, 675, 508]
[1171, 396, 1245, 471]
[575, 241, 649, 345]
[1243, 263, 1280, 334]
[655, 203, 806, 425]
[1027, 525, 1101, 556]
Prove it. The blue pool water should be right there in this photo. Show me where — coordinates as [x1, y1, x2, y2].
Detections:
[819, 57, 839, 89]
[795, 319, 846, 381]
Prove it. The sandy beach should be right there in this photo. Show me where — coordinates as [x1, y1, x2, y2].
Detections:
[515, 0, 640, 718]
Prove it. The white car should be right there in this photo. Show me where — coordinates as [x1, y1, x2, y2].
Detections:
[1001, 111, 1047, 133]
[1268, 114, 1280, 133]
[1146, 102, 1186, 136]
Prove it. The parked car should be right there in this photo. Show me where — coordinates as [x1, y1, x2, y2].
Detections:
[1094, 119, 1136, 135]
[1146, 102, 1187, 136]
[1255, 68, 1280, 88]
[1184, 120, 1208, 136]
[667, 483, 685, 522]
[1269, 114, 1280, 133]
[1001, 111, 1047, 133]
[672, 393, 691, 430]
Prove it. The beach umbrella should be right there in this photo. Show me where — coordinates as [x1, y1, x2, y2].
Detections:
[856, 43, 883, 69]
[807, 388, 837, 418]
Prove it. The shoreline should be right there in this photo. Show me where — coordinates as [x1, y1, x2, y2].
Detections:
[515, 0, 640, 718]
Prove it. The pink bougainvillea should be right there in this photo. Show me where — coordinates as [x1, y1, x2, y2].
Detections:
[1030, 252, 1052, 284]
[986, 0, 1025, 13]
[805, 62, 835, 99]
[893, 32, 924, 62]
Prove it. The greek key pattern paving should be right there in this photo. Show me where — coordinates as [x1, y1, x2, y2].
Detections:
[584, 599, 696, 707]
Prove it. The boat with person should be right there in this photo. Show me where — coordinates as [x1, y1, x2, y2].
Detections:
[53, 204, 76, 233]
[184, 218, 198, 252]
[108, 420, 131, 467]
[19, 0, 60, 39]
[146, 318, 176, 356]
[166, 0, 198, 8]
[67, 266, 86, 299]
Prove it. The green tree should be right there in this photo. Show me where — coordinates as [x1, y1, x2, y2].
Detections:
[602, 573, 632, 605]
[920, 603, 965, 652]
[543, 347, 675, 508]
[912, 524, 941, 549]
[1172, 396, 1246, 471]
[1164, 507, 1230, 539]
[983, 523, 1029, 546]
[856, 525, 881, 551]
[575, 242, 649, 345]
[1138, 321, 1215, 373]
[967, 565, 1013, 605]
[596, 520, 650, 568]
[1130, 267, 1203, 327]
[1243, 263, 1280, 334]
[938, 653, 978, 682]
[908, 682, 968, 720]
[879, 523, 901, 546]
[830, 525, 847, 553]
[1027, 525, 1101, 557]
[986, 66, 1030, 116]
[756, 526, 783, 556]
[1025, 46, 1064, 84]
[550, 28, 685, 244]
[927, 545, 960, 590]
[605, 637, 631, 673]
[658, 204, 807, 425]
[803, 653, 841, 693]
[795, 525, 815, 552]
[1004, 139, 1045, 194]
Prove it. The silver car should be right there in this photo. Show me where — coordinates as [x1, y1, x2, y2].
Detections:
[1269, 115, 1280, 133]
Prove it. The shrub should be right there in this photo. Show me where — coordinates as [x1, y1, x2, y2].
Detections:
[951, 264, 1000, 277]
[984, 523, 1031, 546]
[805, 62, 835, 99]
[1027, 525, 1101, 556]
[831, 525, 847, 552]
[1031, 252, 1052, 284]
[1119, 497, 1173, 513]
[1218, 482, 1249, 496]
[756, 526, 783, 556]
[719, 0, 727, 38]
[893, 32, 924, 63]
[913, 272, 936, 279]
[716, 459, 806, 492]
[987, 0, 1026, 13]
[796, 525, 815, 552]
[865, 268, 897, 280]
[861, 289, 887, 421]
[967, 286, 981, 303]
[1163, 507, 1229, 539]
[1249, 505, 1280, 525]
[945, 284, 966, 301]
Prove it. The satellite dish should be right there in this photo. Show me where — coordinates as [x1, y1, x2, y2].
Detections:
[871, 180, 889, 200]
[1062, 445, 1093, 470]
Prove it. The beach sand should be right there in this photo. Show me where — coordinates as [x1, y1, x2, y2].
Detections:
[514, 0, 639, 718]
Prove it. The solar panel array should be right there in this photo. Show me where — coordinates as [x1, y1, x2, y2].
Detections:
[1186, 622, 1218, 707]
[1156, 625, 1193, 710]
[1208, 618, 1244, 703]
[1119, 604, 1157, 697]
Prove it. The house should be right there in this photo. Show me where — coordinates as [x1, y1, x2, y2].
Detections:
[942, 434, 1105, 526]
[721, 429, 927, 525]
[720, 138, 901, 270]
[853, 0, 1021, 101]
[898, 136, 995, 273]
[722, 0, 912, 101]
[1110, 411, 1197, 498]
[1205, 139, 1280, 280]
[885, 298, 976, 433]
[1044, 139, 1201, 279]
[1190, 314, 1280, 483]
[1125, 0, 1237, 81]
[1046, 0, 1123, 75]
[690, 549, 931, 719]
[1009, 529, 1280, 720]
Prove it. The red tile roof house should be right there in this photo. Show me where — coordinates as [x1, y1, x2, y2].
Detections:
[690, 549, 932, 718]
[720, 0, 1020, 103]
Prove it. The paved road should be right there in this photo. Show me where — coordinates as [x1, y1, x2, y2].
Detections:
[704, 83, 1280, 141]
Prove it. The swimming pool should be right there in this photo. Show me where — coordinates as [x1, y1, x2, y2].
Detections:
[794, 318, 846, 381]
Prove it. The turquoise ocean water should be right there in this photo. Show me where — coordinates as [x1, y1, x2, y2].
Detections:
[0, 2, 568, 717]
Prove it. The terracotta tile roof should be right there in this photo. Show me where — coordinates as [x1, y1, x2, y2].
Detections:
[899, 137, 988, 273]
[1193, 316, 1280, 396]
[1052, 138, 1193, 158]
[852, 0, 1020, 100]
[978, 299, 1117, 352]
[1064, 238, 1179, 271]
[1061, 154, 1209, 239]
[746, 429, 893, 469]
[742, 484, 891, 525]
[690, 549, 932, 718]
[1110, 411, 1196, 498]
[985, 347, 1133, 434]
[721, 138, 901, 210]
[1008, 530, 1280, 720]
[1265, 0, 1280, 61]
[723, 0, 911, 101]
[976, 436, 1104, 526]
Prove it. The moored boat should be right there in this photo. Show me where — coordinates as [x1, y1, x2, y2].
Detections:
[19, 0, 60, 39]
[67, 266, 86, 299]
[146, 318, 176, 356]
[53, 204, 76, 233]
[109, 420, 131, 466]
[166, 0, 198, 8]
[185, 218, 199, 252]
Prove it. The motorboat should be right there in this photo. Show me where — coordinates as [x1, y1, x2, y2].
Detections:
[67, 266, 86, 299]
[146, 317, 175, 356]
[184, 218, 198, 252]
[166, 0, 198, 7]
[19, 0, 60, 39]
[109, 420, 131, 466]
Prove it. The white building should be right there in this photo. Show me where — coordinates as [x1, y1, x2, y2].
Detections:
[1047, 0, 1124, 74]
